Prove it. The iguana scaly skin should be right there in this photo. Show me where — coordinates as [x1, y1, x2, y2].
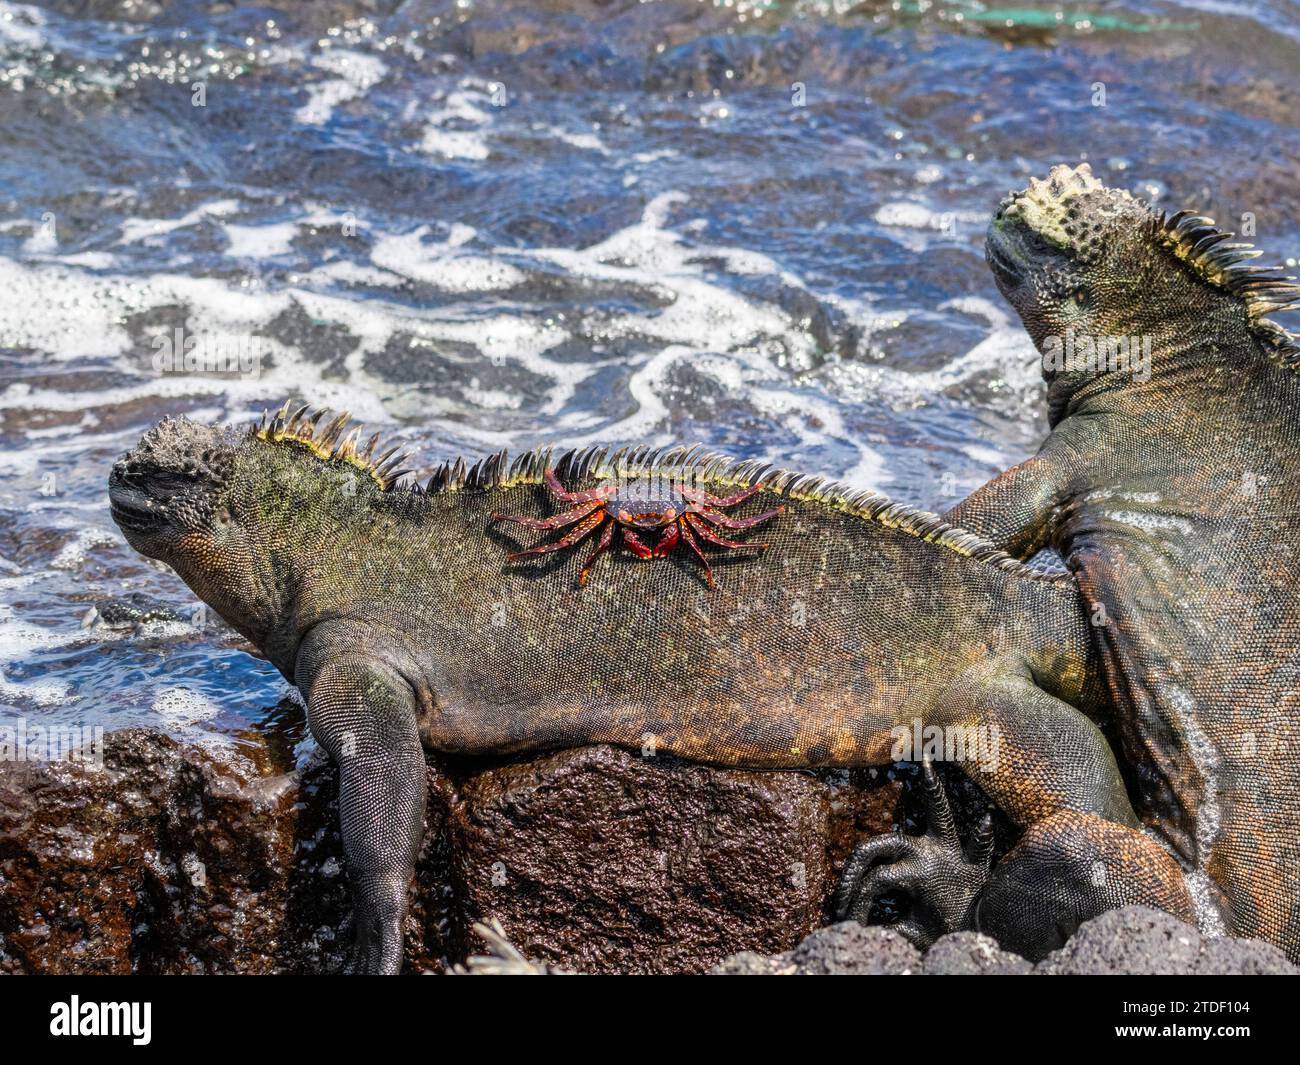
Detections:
[914, 163, 1300, 958]
[107, 406, 1188, 972]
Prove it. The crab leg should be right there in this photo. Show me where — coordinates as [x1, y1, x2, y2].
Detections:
[544, 467, 617, 505]
[493, 499, 603, 531]
[685, 512, 769, 551]
[506, 509, 606, 560]
[687, 503, 784, 530]
[677, 520, 716, 588]
[578, 521, 616, 585]
[652, 521, 681, 558]
[677, 483, 763, 509]
[620, 525, 657, 559]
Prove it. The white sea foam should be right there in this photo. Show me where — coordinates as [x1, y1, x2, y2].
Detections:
[0, 257, 130, 359]
[150, 687, 236, 755]
[21, 225, 56, 255]
[152, 686, 220, 728]
[963, 443, 1007, 467]
[49, 527, 118, 571]
[419, 129, 490, 160]
[0, 2, 45, 50]
[536, 123, 609, 154]
[814, 295, 1040, 406]
[875, 201, 984, 230]
[223, 221, 298, 259]
[0, 604, 73, 706]
[0, 185, 925, 489]
[369, 226, 527, 292]
[294, 49, 387, 126]
[0, 176, 1022, 509]
[417, 85, 497, 160]
[118, 200, 241, 245]
[873, 201, 987, 252]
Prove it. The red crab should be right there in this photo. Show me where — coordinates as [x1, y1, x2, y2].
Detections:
[492, 468, 784, 587]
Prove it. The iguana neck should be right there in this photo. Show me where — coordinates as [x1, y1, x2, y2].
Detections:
[1045, 311, 1277, 427]
[228, 463, 395, 682]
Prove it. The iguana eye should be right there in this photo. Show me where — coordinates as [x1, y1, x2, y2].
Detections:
[216, 507, 232, 526]
[1073, 288, 1091, 309]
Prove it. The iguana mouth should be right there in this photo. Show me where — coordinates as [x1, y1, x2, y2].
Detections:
[985, 227, 1025, 288]
[108, 479, 166, 532]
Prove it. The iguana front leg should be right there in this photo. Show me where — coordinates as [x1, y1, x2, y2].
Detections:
[300, 653, 427, 975]
[944, 453, 1070, 559]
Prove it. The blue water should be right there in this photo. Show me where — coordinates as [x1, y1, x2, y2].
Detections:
[0, 0, 1297, 750]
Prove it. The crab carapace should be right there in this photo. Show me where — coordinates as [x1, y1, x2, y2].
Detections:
[491, 467, 784, 587]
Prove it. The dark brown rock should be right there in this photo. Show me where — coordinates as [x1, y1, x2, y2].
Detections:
[446, 745, 859, 973]
[0, 729, 902, 974]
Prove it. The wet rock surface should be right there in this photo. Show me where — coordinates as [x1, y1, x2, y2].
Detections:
[447, 745, 837, 974]
[0, 729, 900, 974]
[0, 728, 363, 974]
[5, 730, 1292, 975]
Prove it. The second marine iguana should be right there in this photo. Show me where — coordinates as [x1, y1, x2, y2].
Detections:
[107, 404, 1190, 973]
[844, 163, 1300, 960]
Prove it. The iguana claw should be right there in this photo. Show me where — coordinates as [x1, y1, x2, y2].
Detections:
[834, 761, 994, 950]
[343, 873, 410, 975]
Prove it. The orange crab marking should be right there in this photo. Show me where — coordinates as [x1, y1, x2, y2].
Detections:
[492, 468, 784, 588]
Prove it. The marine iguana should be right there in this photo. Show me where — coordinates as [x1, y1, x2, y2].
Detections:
[107, 405, 1189, 972]
[843, 163, 1300, 960]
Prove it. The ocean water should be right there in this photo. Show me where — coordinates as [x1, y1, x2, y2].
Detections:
[1, 0, 1297, 752]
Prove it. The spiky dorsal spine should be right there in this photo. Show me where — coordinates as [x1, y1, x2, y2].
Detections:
[426, 443, 1070, 585]
[250, 401, 411, 489]
[1154, 210, 1300, 363]
[242, 408, 1065, 584]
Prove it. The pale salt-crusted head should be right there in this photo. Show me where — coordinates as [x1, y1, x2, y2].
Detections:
[108, 416, 237, 553]
[997, 163, 1143, 263]
[986, 163, 1300, 397]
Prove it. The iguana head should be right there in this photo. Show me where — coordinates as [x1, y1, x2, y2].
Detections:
[108, 414, 272, 640]
[109, 415, 237, 560]
[109, 404, 409, 654]
[986, 163, 1299, 410]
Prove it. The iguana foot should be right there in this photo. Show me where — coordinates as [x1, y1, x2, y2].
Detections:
[973, 809, 1197, 961]
[834, 761, 993, 949]
[344, 874, 410, 975]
